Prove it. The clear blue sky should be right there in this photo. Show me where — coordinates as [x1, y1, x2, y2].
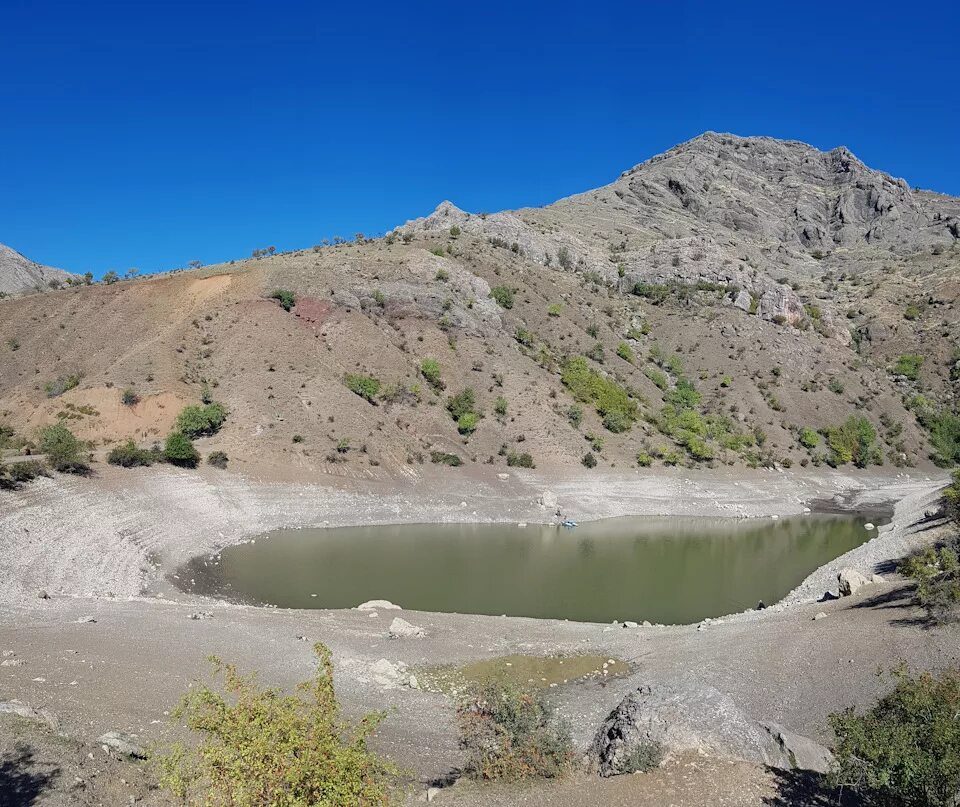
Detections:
[3, 0, 958, 277]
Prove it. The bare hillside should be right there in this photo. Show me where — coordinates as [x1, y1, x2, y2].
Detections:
[1, 133, 958, 478]
[0, 242, 78, 296]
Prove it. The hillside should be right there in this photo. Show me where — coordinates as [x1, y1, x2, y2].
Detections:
[0, 242, 79, 296]
[1, 133, 958, 478]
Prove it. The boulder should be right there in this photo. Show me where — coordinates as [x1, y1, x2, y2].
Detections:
[356, 600, 401, 611]
[591, 682, 829, 776]
[97, 731, 146, 759]
[838, 568, 870, 596]
[389, 617, 425, 638]
[369, 658, 411, 689]
[538, 490, 558, 510]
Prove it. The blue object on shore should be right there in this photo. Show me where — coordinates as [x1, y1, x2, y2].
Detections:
[560, 519, 578, 528]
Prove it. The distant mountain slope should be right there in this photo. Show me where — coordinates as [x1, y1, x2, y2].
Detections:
[0, 243, 78, 296]
[0, 133, 957, 477]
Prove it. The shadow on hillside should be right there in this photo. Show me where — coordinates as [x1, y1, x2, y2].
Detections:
[0, 746, 59, 806]
[847, 582, 939, 629]
[763, 767, 862, 806]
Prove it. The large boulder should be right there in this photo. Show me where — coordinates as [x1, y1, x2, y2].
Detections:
[838, 568, 870, 597]
[591, 682, 830, 776]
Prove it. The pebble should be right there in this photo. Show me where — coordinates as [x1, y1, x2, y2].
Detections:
[813, 612, 828, 621]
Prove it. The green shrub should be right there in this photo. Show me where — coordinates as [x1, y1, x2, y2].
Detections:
[107, 440, 159, 467]
[0, 459, 49, 489]
[457, 412, 479, 435]
[899, 526, 960, 624]
[44, 373, 82, 398]
[38, 423, 88, 473]
[799, 427, 820, 449]
[164, 432, 200, 468]
[506, 452, 535, 468]
[449, 225, 461, 238]
[175, 402, 228, 439]
[665, 377, 701, 410]
[602, 410, 632, 433]
[157, 643, 394, 806]
[121, 388, 140, 406]
[567, 405, 583, 428]
[585, 343, 605, 363]
[631, 281, 671, 304]
[430, 451, 463, 467]
[892, 354, 924, 381]
[207, 451, 229, 469]
[490, 286, 514, 309]
[615, 741, 665, 775]
[561, 357, 638, 433]
[825, 415, 879, 468]
[514, 327, 535, 347]
[547, 303, 563, 317]
[828, 666, 960, 806]
[270, 289, 296, 311]
[344, 374, 381, 404]
[371, 289, 385, 307]
[636, 452, 653, 468]
[644, 366, 669, 391]
[828, 377, 845, 395]
[616, 343, 635, 363]
[494, 397, 508, 416]
[420, 358, 444, 390]
[581, 452, 597, 468]
[917, 408, 960, 466]
[435, 268, 450, 282]
[447, 388, 477, 421]
[457, 680, 573, 781]
[904, 304, 920, 321]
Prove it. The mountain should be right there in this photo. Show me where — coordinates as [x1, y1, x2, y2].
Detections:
[0, 133, 957, 476]
[0, 243, 79, 296]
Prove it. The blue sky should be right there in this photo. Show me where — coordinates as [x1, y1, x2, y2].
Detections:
[3, 1, 958, 277]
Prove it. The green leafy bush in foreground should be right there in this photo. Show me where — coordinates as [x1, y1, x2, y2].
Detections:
[457, 680, 573, 781]
[829, 666, 960, 806]
[157, 643, 394, 806]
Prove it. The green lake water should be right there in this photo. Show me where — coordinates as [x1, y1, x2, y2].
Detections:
[181, 513, 880, 624]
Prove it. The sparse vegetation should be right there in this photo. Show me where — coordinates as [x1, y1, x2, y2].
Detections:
[430, 451, 463, 467]
[269, 289, 296, 311]
[207, 450, 229, 469]
[490, 285, 515, 309]
[891, 353, 924, 381]
[457, 680, 573, 781]
[44, 373, 82, 398]
[420, 358, 444, 391]
[344, 373, 381, 404]
[561, 357, 638, 433]
[824, 415, 880, 468]
[107, 440, 159, 467]
[506, 452, 535, 468]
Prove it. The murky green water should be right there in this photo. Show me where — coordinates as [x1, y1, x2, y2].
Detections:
[180, 514, 879, 624]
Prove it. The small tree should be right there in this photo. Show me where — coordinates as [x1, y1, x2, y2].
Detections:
[269, 289, 296, 311]
[157, 643, 394, 806]
[164, 432, 200, 467]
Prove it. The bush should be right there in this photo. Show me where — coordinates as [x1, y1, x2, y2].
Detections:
[582, 452, 597, 468]
[164, 432, 200, 468]
[828, 666, 960, 806]
[915, 407, 960, 467]
[561, 357, 638, 433]
[615, 342, 634, 363]
[825, 415, 879, 468]
[44, 373, 82, 398]
[38, 423, 89, 473]
[207, 451, 229, 469]
[904, 304, 920, 321]
[567, 405, 583, 428]
[157, 643, 394, 806]
[420, 359, 444, 391]
[547, 303, 563, 317]
[799, 427, 820, 449]
[0, 459, 49, 490]
[430, 451, 462, 467]
[616, 741, 665, 775]
[457, 412, 479, 435]
[175, 402, 228, 439]
[107, 440, 159, 467]
[636, 452, 653, 468]
[899, 528, 960, 624]
[892, 354, 924, 381]
[457, 681, 573, 781]
[490, 286, 514, 309]
[344, 374, 381, 404]
[121, 388, 140, 406]
[494, 397, 508, 416]
[447, 388, 477, 421]
[270, 289, 296, 311]
[506, 452, 535, 468]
